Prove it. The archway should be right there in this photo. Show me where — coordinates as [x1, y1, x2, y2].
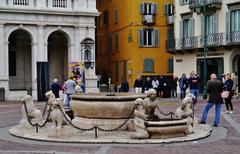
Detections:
[8, 29, 32, 93]
[232, 54, 240, 93]
[47, 31, 68, 85]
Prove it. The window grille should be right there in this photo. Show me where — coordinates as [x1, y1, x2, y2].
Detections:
[52, 0, 67, 8]
[13, 0, 29, 6]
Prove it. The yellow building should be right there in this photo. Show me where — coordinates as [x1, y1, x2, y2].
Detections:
[96, 0, 174, 89]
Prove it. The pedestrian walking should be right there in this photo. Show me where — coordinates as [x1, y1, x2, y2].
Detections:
[224, 73, 234, 114]
[63, 77, 76, 110]
[189, 71, 201, 109]
[179, 73, 188, 101]
[120, 77, 129, 92]
[143, 77, 152, 92]
[199, 74, 224, 127]
[134, 75, 143, 94]
[51, 78, 61, 98]
[152, 77, 159, 97]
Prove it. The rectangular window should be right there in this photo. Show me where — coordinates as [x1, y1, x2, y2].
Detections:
[114, 8, 119, 24]
[103, 10, 109, 28]
[139, 29, 159, 47]
[13, 0, 29, 5]
[115, 33, 119, 50]
[205, 14, 217, 35]
[140, 3, 157, 15]
[115, 62, 119, 81]
[52, 0, 67, 8]
[183, 19, 190, 37]
[108, 35, 112, 52]
[231, 10, 240, 32]
[164, 4, 174, 16]
[123, 61, 127, 78]
[144, 59, 154, 73]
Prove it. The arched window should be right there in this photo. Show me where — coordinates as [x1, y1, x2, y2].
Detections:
[143, 58, 154, 72]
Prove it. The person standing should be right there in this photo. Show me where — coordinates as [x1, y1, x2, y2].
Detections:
[179, 73, 188, 101]
[152, 77, 159, 97]
[224, 73, 234, 114]
[51, 78, 61, 98]
[199, 74, 224, 127]
[158, 75, 166, 98]
[143, 77, 152, 92]
[171, 75, 178, 98]
[64, 77, 76, 109]
[120, 77, 129, 92]
[134, 75, 143, 94]
[231, 73, 238, 97]
[189, 71, 201, 109]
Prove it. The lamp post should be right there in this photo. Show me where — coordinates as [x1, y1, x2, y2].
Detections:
[202, 2, 207, 99]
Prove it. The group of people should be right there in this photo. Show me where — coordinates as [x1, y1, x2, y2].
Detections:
[50, 76, 85, 109]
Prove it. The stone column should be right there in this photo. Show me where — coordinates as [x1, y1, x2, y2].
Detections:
[0, 24, 9, 91]
[31, 41, 38, 99]
[37, 25, 47, 61]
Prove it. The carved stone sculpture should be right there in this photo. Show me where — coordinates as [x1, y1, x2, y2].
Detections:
[130, 98, 149, 139]
[45, 91, 71, 131]
[19, 95, 42, 128]
[175, 94, 194, 134]
[143, 89, 159, 120]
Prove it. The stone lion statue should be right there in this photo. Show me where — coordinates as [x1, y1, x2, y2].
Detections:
[45, 91, 71, 131]
[175, 94, 194, 134]
[130, 98, 149, 139]
[19, 95, 42, 128]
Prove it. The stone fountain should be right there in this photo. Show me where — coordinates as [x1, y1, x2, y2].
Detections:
[8, 90, 212, 143]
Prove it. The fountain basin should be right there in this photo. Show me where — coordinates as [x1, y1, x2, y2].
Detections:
[145, 119, 188, 139]
[71, 93, 146, 119]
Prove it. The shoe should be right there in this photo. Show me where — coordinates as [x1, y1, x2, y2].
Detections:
[199, 121, 206, 124]
[229, 111, 234, 114]
[225, 111, 229, 114]
[213, 124, 218, 127]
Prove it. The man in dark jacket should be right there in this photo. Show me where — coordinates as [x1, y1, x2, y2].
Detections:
[51, 78, 61, 98]
[199, 74, 224, 127]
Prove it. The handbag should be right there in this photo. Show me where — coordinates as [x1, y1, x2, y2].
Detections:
[221, 91, 229, 98]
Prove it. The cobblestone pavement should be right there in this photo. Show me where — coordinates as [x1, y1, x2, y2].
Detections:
[0, 97, 240, 154]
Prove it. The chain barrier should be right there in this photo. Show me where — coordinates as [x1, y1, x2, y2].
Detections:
[57, 104, 137, 133]
[156, 106, 175, 119]
[23, 101, 52, 133]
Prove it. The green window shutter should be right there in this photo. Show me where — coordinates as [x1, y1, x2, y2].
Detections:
[151, 4, 157, 15]
[149, 59, 154, 72]
[115, 33, 119, 50]
[140, 3, 144, 14]
[168, 59, 174, 73]
[144, 59, 148, 72]
[138, 29, 144, 47]
[116, 62, 119, 81]
[189, 18, 194, 37]
[226, 11, 230, 42]
[201, 16, 205, 36]
[164, 4, 169, 15]
[144, 59, 154, 72]
[213, 14, 218, 34]
[179, 20, 183, 38]
[154, 29, 159, 47]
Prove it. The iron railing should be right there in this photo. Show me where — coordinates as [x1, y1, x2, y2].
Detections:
[166, 32, 240, 51]
[189, 0, 222, 8]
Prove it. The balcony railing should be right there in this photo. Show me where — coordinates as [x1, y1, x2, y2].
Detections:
[166, 32, 240, 52]
[175, 37, 199, 50]
[189, 0, 222, 10]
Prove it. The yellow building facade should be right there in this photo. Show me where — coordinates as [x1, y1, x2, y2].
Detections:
[96, 0, 173, 89]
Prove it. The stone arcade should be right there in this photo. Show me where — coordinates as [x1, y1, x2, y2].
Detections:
[0, 0, 99, 100]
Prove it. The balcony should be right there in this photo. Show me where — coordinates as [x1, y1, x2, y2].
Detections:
[228, 31, 240, 45]
[142, 15, 156, 25]
[189, 0, 222, 12]
[199, 33, 226, 48]
[176, 37, 199, 50]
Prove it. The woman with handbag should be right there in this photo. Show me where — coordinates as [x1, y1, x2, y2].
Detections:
[224, 73, 234, 114]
